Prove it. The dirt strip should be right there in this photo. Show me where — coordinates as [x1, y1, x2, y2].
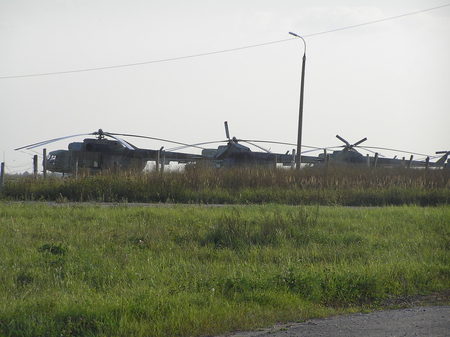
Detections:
[219, 305, 450, 337]
[217, 292, 450, 337]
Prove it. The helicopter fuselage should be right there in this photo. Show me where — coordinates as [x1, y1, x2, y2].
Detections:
[46, 138, 158, 173]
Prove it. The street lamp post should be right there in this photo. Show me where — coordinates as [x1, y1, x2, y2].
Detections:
[289, 31, 306, 170]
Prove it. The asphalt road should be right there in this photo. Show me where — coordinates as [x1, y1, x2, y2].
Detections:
[218, 306, 450, 337]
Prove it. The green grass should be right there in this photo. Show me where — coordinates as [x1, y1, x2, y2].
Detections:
[2, 166, 450, 205]
[1, 203, 449, 336]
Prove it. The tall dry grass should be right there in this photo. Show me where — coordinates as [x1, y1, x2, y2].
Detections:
[2, 166, 449, 205]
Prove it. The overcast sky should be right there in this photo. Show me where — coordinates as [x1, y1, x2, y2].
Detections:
[1, 0, 449, 173]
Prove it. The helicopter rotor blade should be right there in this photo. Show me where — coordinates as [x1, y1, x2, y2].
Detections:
[214, 141, 235, 160]
[102, 132, 136, 150]
[240, 139, 295, 147]
[435, 150, 450, 165]
[169, 139, 325, 154]
[224, 121, 230, 140]
[168, 139, 318, 153]
[357, 146, 385, 157]
[107, 133, 205, 150]
[362, 146, 430, 157]
[239, 140, 325, 151]
[15, 133, 93, 151]
[238, 140, 271, 153]
[353, 137, 368, 147]
[336, 135, 350, 147]
[166, 140, 228, 152]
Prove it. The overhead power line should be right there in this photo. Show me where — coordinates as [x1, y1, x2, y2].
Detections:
[304, 3, 450, 37]
[1, 3, 449, 80]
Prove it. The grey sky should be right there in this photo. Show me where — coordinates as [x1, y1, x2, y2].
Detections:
[1, 0, 449, 173]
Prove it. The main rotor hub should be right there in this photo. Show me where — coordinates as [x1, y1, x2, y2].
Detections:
[96, 129, 105, 139]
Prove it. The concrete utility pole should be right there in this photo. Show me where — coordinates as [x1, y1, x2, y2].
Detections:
[289, 32, 307, 170]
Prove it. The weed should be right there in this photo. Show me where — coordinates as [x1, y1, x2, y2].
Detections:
[38, 243, 66, 255]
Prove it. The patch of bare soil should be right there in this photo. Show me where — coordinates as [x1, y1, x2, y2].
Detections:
[381, 290, 450, 308]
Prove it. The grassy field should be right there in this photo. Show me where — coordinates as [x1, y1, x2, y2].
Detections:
[1, 203, 449, 336]
[2, 166, 450, 206]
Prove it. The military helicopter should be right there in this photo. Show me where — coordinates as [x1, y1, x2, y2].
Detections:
[317, 135, 449, 168]
[15, 129, 204, 174]
[170, 121, 321, 168]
